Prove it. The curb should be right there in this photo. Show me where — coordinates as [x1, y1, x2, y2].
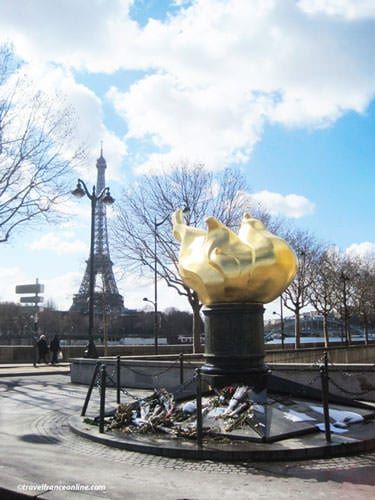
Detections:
[0, 486, 48, 499]
[69, 415, 375, 462]
[0, 370, 70, 378]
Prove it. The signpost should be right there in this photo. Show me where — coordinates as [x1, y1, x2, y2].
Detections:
[20, 296, 44, 303]
[15, 279, 44, 367]
[15, 284, 44, 295]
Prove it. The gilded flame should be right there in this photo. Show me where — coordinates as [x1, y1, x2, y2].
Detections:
[172, 209, 297, 305]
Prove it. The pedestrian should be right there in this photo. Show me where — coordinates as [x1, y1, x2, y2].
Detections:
[37, 334, 49, 364]
[50, 335, 61, 365]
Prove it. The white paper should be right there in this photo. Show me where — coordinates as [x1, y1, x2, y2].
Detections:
[309, 405, 364, 424]
[315, 423, 348, 434]
[283, 409, 316, 423]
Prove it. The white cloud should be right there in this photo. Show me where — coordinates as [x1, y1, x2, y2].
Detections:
[43, 271, 83, 310]
[0, 266, 27, 304]
[54, 199, 90, 219]
[244, 190, 315, 218]
[1, 0, 375, 171]
[0, 266, 83, 310]
[109, 75, 266, 171]
[115, 269, 191, 312]
[29, 232, 87, 255]
[298, 0, 375, 20]
[110, 0, 375, 170]
[0, 0, 136, 72]
[6, 63, 127, 181]
[346, 241, 375, 259]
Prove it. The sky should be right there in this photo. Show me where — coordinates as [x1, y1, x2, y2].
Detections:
[0, 0, 374, 318]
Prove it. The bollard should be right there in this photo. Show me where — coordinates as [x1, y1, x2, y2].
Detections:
[81, 362, 100, 417]
[99, 364, 107, 433]
[196, 368, 203, 449]
[116, 355, 121, 404]
[320, 351, 331, 443]
[179, 353, 184, 385]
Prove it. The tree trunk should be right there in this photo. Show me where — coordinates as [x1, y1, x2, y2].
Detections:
[345, 315, 351, 345]
[340, 320, 344, 344]
[364, 314, 369, 345]
[192, 304, 203, 353]
[187, 289, 203, 354]
[295, 309, 301, 349]
[323, 313, 329, 349]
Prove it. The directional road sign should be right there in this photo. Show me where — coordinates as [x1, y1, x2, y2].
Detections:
[20, 296, 44, 304]
[16, 284, 44, 294]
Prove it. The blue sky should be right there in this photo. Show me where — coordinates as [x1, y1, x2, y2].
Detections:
[0, 0, 374, 315]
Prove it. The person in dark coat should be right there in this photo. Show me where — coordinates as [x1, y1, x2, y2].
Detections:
[50, 335, 61, 365]
[37, 335, 49, 364]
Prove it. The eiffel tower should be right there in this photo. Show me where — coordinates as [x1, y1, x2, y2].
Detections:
[70, 149, 125, 315]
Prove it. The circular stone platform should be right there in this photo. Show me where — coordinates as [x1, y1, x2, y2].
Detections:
[69, 414, 375, 462]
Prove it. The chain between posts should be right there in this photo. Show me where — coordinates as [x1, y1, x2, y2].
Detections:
[124, 359, 181, 378]
[313, 350, 374, 398]
[328, 378, 374, 397]
[82, 347, 372, 442]
[105, 371, 139, 400]
[92, 355, 188, 404]
[105, 369, 196, 401]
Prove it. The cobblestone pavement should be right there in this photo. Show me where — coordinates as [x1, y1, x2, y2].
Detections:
[0, 374, 374, 499]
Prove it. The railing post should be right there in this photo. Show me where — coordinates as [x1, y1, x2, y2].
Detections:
[196, 368, 203, 449]
[99, 364, 107, 433]
[116, 355, 121, 404]
[179, 353, 184, 385]
[81, 361, 100, 417]
[320, 351, 331, 443]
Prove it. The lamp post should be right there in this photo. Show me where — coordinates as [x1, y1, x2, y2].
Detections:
[72, 179, 114, 358]
[148, 206, 190, 355]
[273, 294, 285, 349]
[143, 297, 158, 354]
[31, 312, 38, 367]
[340, 272, 350, 346]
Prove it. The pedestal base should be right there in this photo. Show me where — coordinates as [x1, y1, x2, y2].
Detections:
[201, 303, 269, 388]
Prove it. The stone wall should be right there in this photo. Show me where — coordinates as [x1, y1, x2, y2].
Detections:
[265, 344, 375, 364]
[269, 363, 375, 402]
[70, 356, 375, 402]
[0, 344, 194, 364]
[0, 342, 374, 365]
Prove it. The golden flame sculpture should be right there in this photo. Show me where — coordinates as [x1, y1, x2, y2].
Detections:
[172, 209, 297, 305]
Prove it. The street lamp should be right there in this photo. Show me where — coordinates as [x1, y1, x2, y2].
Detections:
[72, 179, 114, 358]
[143, 297, 159, 353]
[273, 294, 285, 349]
[340, 272, 350, 346]
[149, 205, 190, 355]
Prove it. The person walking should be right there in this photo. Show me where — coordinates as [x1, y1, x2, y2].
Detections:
[37, 335, 49, 364]
[50, 335, 61, 365]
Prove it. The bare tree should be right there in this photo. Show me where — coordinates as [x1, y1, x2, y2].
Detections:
[0, 45, 83, 243]
[282, 228, 323, 348]
[334, 254, 360, 345]
[308, 248, 336, 347]
[0, 302, 25, 342]
[351, 256, 375, 345]
[111, 164, 262, 353]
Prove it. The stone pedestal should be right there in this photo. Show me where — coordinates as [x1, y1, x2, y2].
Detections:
[201, 303, 269, 389]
